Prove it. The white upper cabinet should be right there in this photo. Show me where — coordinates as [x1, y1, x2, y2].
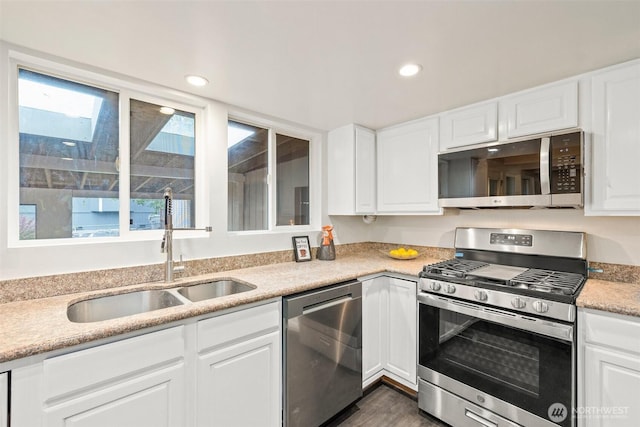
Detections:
[501, 80, 579, 139]
[327, 124, 376, 215]
[439, 101, 498, 151]
[588, 60, 640, 215]
[376, 117, 441, 214]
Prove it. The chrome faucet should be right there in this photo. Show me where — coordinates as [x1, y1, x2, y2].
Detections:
[161, 187, 212, 283]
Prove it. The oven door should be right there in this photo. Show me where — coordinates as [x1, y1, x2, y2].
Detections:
[418, 292, 574, 427]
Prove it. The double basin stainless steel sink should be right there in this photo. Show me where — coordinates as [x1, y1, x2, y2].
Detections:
[67, 280, 255, 323]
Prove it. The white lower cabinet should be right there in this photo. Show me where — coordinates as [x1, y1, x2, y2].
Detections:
[578, 308, 640, 427]
[0, 372, 7, 427]
[362, 276, 417, 390]
[12, 326, 187, 427]
[10, 301, 281, 427]
[196, 301, 280, 427]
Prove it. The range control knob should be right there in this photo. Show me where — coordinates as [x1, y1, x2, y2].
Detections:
[474, 290, 488, 302]
[533, 301, 549, 313]
[444, 284, 456, 294]
[429, 282, 441, 292]
[511, 297, 526, 309]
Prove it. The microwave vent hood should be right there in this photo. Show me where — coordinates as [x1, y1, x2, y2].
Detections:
[438, 130, 584, 209]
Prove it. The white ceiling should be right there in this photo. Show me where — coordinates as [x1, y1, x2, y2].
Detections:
[1, 0, 639, 131]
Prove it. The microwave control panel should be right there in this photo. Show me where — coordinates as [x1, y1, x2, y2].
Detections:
[551, 133, 582, 194]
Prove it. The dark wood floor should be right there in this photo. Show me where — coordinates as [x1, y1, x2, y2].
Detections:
[325, 383, 450, 427]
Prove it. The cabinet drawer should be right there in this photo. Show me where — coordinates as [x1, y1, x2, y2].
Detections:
[583, 310, 640, 354]
[42, 326, 184, 400]
[198, 301, 280, 352]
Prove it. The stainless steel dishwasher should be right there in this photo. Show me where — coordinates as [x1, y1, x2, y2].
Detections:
[283, 280, 362, 427]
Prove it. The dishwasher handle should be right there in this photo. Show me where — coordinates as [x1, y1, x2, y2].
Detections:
[303, 295, 354, 315]
[284, 280, 362, 319]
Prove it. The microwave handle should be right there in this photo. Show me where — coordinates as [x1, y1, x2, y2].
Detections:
[540, 136, 551, 194]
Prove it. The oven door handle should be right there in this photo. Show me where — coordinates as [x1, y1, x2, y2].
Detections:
[418, 292, 573, 342]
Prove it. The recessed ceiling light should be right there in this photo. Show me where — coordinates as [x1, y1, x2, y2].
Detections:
[185, 75, 209, 87]
[61, 141, 76, 147]
[398, 63, 423, 77]
[159, 106, 175, 115]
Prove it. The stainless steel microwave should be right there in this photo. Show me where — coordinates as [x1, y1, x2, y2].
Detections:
[438, 130, 583, 208]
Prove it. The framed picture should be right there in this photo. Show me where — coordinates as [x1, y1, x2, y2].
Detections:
[292, 236, 312, 262]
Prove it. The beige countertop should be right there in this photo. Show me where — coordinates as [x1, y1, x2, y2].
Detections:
[577, 279, 640, 318]
[0, 252, 433, 364]
[1, 249, 638, 365]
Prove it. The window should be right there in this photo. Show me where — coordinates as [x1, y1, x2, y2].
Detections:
[227, 119, 311, 231]
[15, 66, 203, 241]
[129, 99, 195, 230]
[18, 69, 120, 239]
[276, 133, 309, 226]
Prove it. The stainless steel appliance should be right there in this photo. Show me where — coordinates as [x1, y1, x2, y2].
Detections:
[283, 280, 362, 427]
[438, 130, 583, 208]
[418, 227, 587, 427]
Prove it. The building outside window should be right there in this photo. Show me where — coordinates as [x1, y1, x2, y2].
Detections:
[129, 99, 195, 231]
[227, 119, 311, 232]
[18, 69, 120, 239]
[16, 68, 200, 240]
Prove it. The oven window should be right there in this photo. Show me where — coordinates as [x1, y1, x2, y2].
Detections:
[419, 304, 572, 426]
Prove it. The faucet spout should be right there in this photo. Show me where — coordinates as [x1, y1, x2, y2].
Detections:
[161, 187, 211, 283]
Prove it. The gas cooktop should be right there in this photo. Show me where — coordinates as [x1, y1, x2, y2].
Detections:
[420, 258, 586, 301]
[418, 228, 589, 310]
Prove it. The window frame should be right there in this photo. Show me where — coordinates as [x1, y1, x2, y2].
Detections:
[7, 50, 210, 247]
[227, 111, 321, 234]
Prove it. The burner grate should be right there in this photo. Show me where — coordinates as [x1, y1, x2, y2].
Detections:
[424, 259, 488, 278]
[510, 269, 585, 295]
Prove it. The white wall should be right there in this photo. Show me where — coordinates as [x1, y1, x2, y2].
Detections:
[329, 209, 640, 266]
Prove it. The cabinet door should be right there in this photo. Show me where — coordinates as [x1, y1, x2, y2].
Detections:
[327, 124, 376, 215]
[196, 302, 281, 427]
[376, 117, 441, 213]
[583, 345, 640, 427]
[362, 277, 388, 384]
[440, 101, 498, 151]
[12, 327, 186, 427]
[197, 331, 280, 427]
[0, 373, 6, 427]
[327, 125, 356, 215]
[502, 80, 578, 138]
[386, 278, 417, 386]
[354, 126, 376, 214]
[589, 61, 640, 214]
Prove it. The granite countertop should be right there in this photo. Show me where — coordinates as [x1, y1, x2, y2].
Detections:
[1, 248, 638, 365]
[0, 251, 434, 364]
[577, 279, 640, 318]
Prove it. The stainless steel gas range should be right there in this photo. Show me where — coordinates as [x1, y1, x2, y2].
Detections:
[417, 227, 587, 427]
